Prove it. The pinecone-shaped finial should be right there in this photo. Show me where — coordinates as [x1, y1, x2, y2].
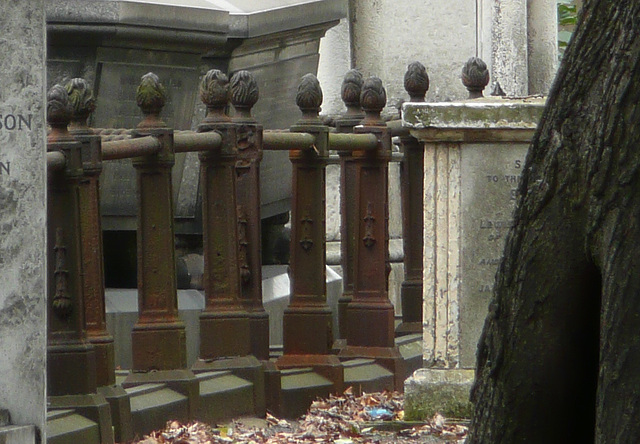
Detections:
[404, 61, 429, 102]
[296, 73, 323, 120]
[462, 57, 489, 99]
[136, 72, 167, 128]
[230, 70, 259, 120]
[360, 76, 387, 124]
[66, 78, 95, 132]
[47, 84, 73, 142]
[200, 69, 230, 123]
[341, 69, 364, 116]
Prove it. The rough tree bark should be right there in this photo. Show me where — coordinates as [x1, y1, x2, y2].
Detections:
[468, 1, 640, 443]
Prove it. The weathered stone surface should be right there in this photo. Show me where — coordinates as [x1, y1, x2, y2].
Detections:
[403, 99, 542, 368]
[404, 368, 474, 419]
[0, 0, 46, 434]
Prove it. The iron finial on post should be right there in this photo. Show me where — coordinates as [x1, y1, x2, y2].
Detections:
[462, 57, 490, 99]
[404, 61, 429, 102]
[360, 76, 387, 125]
[230, 70, 259, 121]
[66, 78, 95, 133]
[136, 72, 167, 128]
[47, 84, 73, 142]
[296, 73, 323, 121]
[200, 69, 230, 123]
[341, 69, 364, 117]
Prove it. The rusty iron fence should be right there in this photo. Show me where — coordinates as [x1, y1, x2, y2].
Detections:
[44, 57, 488, 434]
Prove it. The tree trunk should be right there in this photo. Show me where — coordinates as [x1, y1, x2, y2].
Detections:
[468, 1, 640, 442]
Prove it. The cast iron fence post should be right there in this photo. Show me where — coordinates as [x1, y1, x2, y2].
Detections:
[230, 71, 270, 361]
[195, 70, 251, 359]
[129, 73, 187, 371]
[66, 78, 116, 386]
[396, 62, 429, 336]
[339, 77, 405, 389]
[46, 85, 98, 396]
[335, 69, 364, 343]
[276, 74, 343, 388]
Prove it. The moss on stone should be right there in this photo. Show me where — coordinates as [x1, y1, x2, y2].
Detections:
[404, 382, 473, 420]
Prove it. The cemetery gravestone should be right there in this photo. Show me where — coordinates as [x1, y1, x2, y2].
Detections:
[401, 98, 544, 418]
[0, 0, 47, 438]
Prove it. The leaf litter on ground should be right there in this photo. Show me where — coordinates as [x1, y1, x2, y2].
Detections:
[128, 388, 468, 443]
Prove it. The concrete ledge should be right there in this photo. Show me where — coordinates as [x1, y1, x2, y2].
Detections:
[403, 368, 474, 420]
[0, 425, 37, 444]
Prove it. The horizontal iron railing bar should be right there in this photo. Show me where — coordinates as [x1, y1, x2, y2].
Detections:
[327, 152, 404, 165]
[101, 136, 161, 160]
[263, 131, 316, 151]
[47, 151, 67, 170]
[328, 133, 379, 151]
[174, 131, 223, 153]
[386, 119, 410, 137]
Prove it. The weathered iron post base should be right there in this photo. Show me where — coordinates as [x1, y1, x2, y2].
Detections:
[67, 78, 117, 386]
[335, 69, 365, 346]
[339, 77, 404, 391]
[396, 62, 428, 336]
[276, 74, 344, 392]
[230, 71, 270, 361]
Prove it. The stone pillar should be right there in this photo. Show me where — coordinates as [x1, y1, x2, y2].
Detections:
[66, 78, 116, 388]
[401, 96, 544, 418]
[335, 69, 364, 342]
[527, 0, 559, 94]
[396, 62, 429, 336]
[492, 0, 529, 96]
[129, 73, 187, 371]
[229, 71, 270, 361]
[0, 1, 46, 434]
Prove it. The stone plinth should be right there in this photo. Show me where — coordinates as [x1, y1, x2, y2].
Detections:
[402, 98, 544, 414]
[0, 0, 47, 435]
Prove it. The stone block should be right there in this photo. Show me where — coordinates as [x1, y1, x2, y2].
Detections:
[404, 368, 474, 420]
[0, 425, 37, 444]
[0, 0, 47, 434]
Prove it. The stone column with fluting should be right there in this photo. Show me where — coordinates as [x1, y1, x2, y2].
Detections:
[66, 78, 116, 387]
[230, 71, 270, 361]
[335, 69, 364, 343]
[46, 84, 98, 397]
[128, 73, 187, 371]
[396, 62, 429, 336]
[276, 74, 343, 388]
[194, 69, 251, 360]
[339, 77, 404, 389]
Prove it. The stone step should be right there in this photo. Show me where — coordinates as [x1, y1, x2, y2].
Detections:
[343, 359, 394, 395]
[396, 333, 423, 381]
[196, 371, 254, 423]
[125, 383, 189, 438]
[0, 425, 37, 444]
[279, 367, 334, 419]
[47, 409, 100, 444]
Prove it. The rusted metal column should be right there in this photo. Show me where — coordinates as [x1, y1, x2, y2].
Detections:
[66, 78, 116, 386]
[339, 77, 404, 388]
[276, 75, 342, 387]
[230, 71, 270, 361]
[129, 73, 187, 371]
[46, 85, 97, 396]
[335, 70, 364, 342]
[195, 70, 251, 359]
[396, 62, 429, 336]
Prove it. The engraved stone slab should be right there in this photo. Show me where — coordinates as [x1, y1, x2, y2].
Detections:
[403, 99, 544, 370]
[0, 0, 47, 434]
